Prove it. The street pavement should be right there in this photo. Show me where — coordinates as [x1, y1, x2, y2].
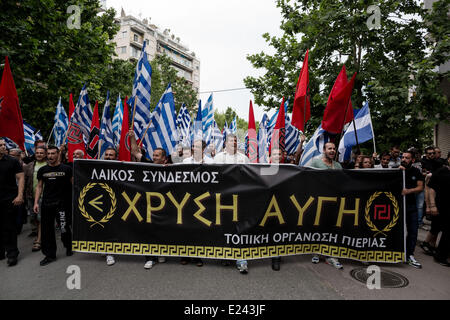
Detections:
[1, 221, 449, 300]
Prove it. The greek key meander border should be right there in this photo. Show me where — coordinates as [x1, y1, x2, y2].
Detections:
[72, 241, 404, 262]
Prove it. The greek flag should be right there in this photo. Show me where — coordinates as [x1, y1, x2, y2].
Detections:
[338, 102, 374, 162]
[99, 91, 115, 159]
[71, 84, 93, 143]
[23, 121, 42, 155]
[285, 114, 301, 154]
[144, 83, 179, 159]
[222, 120, 228, 149]
[2, 137, 18, 150]
[299, 124, 329, 167]
[266, 100, 289, 155]
[230, 117, 237, 134]
[211, 120, 223, 152]
[257, 114, 269, 163]
[112, 95, 123, 147]
[128, 41, 152, 142]
[192, 100, 203, 143]
[177, 104, 191, 147]
[53, 97, 68, 147]
[202, 94, 214, 143]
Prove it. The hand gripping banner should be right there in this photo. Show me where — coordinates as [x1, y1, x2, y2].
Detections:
[72, 160, 406, 263]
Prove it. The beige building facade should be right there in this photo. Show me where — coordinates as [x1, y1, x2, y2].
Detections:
[112, 10, 201, 95]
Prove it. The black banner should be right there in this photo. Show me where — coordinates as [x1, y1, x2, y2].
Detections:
[72, 160, 406, 263]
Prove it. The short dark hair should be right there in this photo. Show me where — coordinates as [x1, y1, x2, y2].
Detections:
[105, 147, 117, 155]
[402, 150, 414, 158]
[381, 151, 390, 158]
[323, 142, 335, 150]
[425, 146, 435, 153]
[47, 145, 59, 152]
[154, 147, 167, 158]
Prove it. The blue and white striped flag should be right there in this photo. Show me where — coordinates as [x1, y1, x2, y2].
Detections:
[112, 95, 123, 147]
[257, 114, 269, 163]
[192, 100, 203, 144]
[99, 91, 115, 159]
[299, 124, 329, 167]
[338, 102, 374, 162]
[128, 41, 152, 142]
[222, 120, 228, 149]
[23, 121, 42, 155]
[71, 84, 93, 143]
[202, 94, 214, 143]
[177, 103, 191, 147]
[211, 120, 223, 152]
[53, 97, 68, 147]
[285, 114, 301, 154]
[230, 117, 237, 134]
[266, 100, 289, 156]
[144, 83, 179, 159]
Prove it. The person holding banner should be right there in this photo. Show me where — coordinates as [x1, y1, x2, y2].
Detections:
[101, 147, 119, 266]
[399, 150, 424, 269]
[214, 134, 250, 274]
[34, 146, 73, 266]
[24, 146, 47, 252]
[309, 142, 343, 269]
[269, 148, 283, 271]
[0, 138, 24, 267]
[128, 129, 171, 269]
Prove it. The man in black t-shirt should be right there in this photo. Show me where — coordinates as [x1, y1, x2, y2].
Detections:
[0, 138, 24, 267]
[400, 150, 424, 268]
[34, 145, 73, 266]
[427, 166, 450, 267]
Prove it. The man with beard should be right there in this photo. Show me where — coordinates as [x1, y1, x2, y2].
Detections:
[309, 142, 343, 170]
[34, 146, 73, 266]
[399, 150, 424, 268]
[309, 142, 343, 269]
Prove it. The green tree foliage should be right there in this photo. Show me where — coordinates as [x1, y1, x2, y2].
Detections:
[214, 107, 248, 132]
[150, 54, 198, 114]
[244, 0, 449, 152]
[0, 0, 122, 137]
[0, 0, 198, 139]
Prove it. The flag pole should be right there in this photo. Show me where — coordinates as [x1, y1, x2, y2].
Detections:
[336, 95, 353, 161]
[47, 123, 56, 146]
[138, 120, 151, 148]
[130, 96, 137, 130]
[351, 117, 360, 154]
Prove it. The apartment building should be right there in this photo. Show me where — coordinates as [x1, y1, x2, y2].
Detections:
[112, 9, 201, 95]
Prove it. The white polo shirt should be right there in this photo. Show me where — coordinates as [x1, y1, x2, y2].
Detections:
[182, 156, 214, 164]
[213, 151, 249, 164]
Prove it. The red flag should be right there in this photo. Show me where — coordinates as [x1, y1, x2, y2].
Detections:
[86, 100, 100, 159]
[0, 56, 25, 151]
[68, 93, 75, 121]
[322, 72, 357, 134]
[269, 98, 286, 163]
[322, 66, 355, 134]
[291, 50, 310, 132]
[119, 97, 131, 161]
[247, 100, 258, 163]
[67, 93, 86, 162]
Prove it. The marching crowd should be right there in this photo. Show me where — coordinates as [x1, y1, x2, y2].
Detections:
[1, 133, 449, 275]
